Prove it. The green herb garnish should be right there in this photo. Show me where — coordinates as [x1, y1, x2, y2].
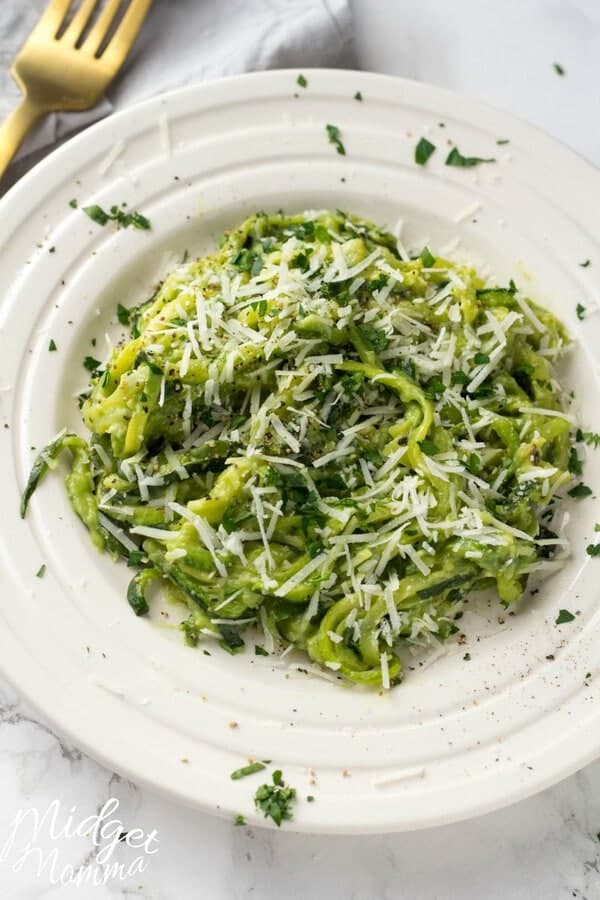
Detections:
[36, 564, 46, 578]
[117, 304, 131, 325]
[415, 137, 436, 166]
[326, 124, 346, 155]
[234, 814, 246, 826]
[83, 204, 151, 230]
[420, 246, 435, 267]
[419, 439, 439, 456]
[231, 762, 267, 780]
[473, 352, 490, 365]
[254, 771, 296, 827]
[579, 260, 591, 268]
[48, 339, 57, 352]
[555, 608, 575, 624]
[568, 484, 592, 499]
[83, 356, 102, 373]
[576, 303, 586, 321]
[354, 91, 363, 101]
[587, 544, 600, 557]
[553, 62, 565, 76]
[445, 147, 495, 168]
[297, 74, 307, 88]
[579, 432, 600, 449]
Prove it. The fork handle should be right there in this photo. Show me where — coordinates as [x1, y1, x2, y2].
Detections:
[0, 98, 44, 183]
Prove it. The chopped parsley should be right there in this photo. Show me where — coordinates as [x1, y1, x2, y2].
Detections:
[496, 138, 510, 145]
[48, 339, 57, 352]
[463, 652, 471, 661]
[36, 564, 46, 578]
[254, 645, 269, 656]
[555, 608, 575, 624]
[576, 303, 586, 321]
[127, 550, 145, 567]
[579, 431, 600, 449]
[254, 770, 296, 827]
[234, 814, 246, 826]
[420, 246, 436, 267]
[326, 124, 346, 156]
[419, 439, 439, 456]
[473, 351, 490, 365]
[586, 544, 600, 557]
[230, 762, 267, 780]
[354, 91, 363, 101]
[579, 260, 591, 268]
[568, 446, 582, 476]
[415, 137, 436, 166]
[69, 198, 78, 208]
[553, 62, 565, 76]
[117, 304, 131, 325]
[445, 147, 496, 168]
[297, 74, 307, 88]
[83, 356, 102, 373]
[82, 204, 151, 230]
[568, 483, 592, 499]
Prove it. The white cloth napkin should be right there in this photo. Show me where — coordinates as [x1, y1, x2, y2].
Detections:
[0, 0, 354, 163]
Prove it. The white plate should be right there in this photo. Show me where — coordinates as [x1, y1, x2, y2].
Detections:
[1, 69, 600, 834]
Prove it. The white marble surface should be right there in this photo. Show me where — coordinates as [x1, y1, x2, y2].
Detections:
[2, 2, 600, 898]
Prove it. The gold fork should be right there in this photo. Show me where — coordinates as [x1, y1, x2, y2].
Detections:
[0, 0, 152, 181]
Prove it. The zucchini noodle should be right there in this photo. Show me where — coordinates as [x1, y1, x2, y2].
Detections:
[22, 210, 578, 688]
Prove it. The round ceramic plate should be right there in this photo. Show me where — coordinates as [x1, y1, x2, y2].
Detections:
[1, 69, 600, 834]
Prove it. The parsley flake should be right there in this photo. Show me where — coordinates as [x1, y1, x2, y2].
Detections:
[326, 124, 346, 155]
[445, 147, 496, 168]
[354, 91, 363, 101]
[297, 74, 307, 88]
[553, 62, 565, 76]
[117, 304, 131, 325]
[415, 137, 436, 166]
[473, 351, 490, 365]
[48, 339, 57, 352]
[420, 246, 436, 267]
[83, 204, 151, 230]
[579, 432, 600, 449]
[36, 564, 46, 578]
[234, 814, 246, 826]
[587, 544, 600, 557]
[576, 303, 586, 321]
[83, 356, 102, 373]
[418, 439, 439, 456]
[254, 771, 296, 827]
[255, 645, 269, 656]
[579, 260, 591, 268]
[231, 762, 267, 780]
[568, 483, 592, 499]
[555, 608, 575, 624]
[496, 138, 510, 145]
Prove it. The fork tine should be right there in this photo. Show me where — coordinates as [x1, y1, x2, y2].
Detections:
[97, 0, 152, 72]
[82, 0, 122, 56]
[61, 0, 100, 45]
[29, 0, 73, 41]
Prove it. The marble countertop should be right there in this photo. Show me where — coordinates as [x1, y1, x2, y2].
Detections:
[2, 1, 600, 898]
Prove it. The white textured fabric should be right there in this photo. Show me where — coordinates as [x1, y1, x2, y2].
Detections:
[0, 0, 354, 160]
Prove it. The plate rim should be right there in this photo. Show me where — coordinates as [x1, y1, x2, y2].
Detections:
[1, 67, 600, 834]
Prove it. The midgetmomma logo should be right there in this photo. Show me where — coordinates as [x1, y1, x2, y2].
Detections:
[0, 798, 159, 887]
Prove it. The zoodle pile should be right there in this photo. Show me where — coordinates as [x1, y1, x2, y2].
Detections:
[22, 211, 578, 688]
